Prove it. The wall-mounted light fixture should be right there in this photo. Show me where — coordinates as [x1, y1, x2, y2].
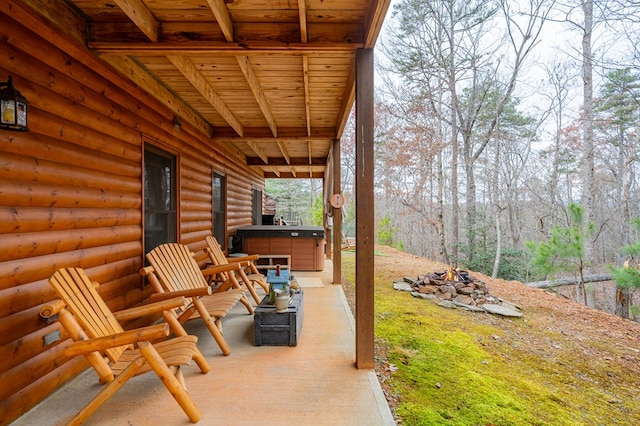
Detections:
[0, 76, 29, 132]
[172, 115, 182, 131]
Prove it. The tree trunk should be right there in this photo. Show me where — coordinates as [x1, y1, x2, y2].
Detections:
[465, 144, 477, 264]
[448, 4, 459, 264]
[437, 147, 449, 264]
[526, 274, 612, 289]
[492, 212, 502, 279]
[615, 288, 634, 319]
[491, 134, 501, 278]
[580, 0, 595, 267]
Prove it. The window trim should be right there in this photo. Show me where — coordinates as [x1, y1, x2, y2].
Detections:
[143, 142, 179, 255]
[252, 187, 263, 225]
[212, 171, 227, 251]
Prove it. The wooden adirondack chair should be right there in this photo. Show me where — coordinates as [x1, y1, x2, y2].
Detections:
[42, 267, 209, 425]
[204, 235, 269, 305]
[142, 243, 250, 356]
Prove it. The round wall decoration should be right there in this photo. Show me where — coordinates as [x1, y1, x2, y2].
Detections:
[330, 193, 345, 208]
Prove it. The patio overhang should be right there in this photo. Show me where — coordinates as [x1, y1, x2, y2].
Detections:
[35, 0, 392, 180]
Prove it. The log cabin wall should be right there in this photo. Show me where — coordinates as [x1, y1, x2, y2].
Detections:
[0, 6, 263, 424]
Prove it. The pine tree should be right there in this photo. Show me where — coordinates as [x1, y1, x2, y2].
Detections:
[526, 203, 594, 304]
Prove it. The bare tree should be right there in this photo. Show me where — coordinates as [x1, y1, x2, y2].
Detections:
[379, 0, 553, 266]
[457, 0, 553, 264]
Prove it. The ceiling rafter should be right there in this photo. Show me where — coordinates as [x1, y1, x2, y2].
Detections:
[246, 141, 268, 164]
[205, 0, 234, 42]
[299, 0, 312, 137]
[336, 67, 356, 138]
[114, 0, 159, 42]
[302, 56, 311, 137]
[298, 0, 308, 43]
[100, 55, 212, 136]
[276, 141, 291, 164]
[237, 56, 278, 137]
[167, 55, 244, 136]
[365, 0, 393, 48]
[211, 0, 281, 150]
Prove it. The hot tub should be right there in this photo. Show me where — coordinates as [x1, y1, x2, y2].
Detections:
[236, 225, 325, 271]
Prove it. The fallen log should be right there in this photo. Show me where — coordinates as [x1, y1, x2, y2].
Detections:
[526, 274, 613, 289]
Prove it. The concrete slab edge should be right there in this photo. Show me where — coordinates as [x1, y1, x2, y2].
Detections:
[336, 285, 397, 425]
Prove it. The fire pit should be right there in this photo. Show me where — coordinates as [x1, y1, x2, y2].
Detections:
[411, 266, 489, 305]
[394, 266, 523, 317]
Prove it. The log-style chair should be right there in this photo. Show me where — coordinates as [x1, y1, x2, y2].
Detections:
[204, 235, 269, 305]
[141, 243, 250, 356]
[42, 267, 209, 425]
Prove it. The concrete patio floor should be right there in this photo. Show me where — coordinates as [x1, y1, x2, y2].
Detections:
[13, 261, 395, 425]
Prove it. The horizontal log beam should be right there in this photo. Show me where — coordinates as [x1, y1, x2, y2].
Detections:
[0, 321, 61, 373]
[263, 171, 324, 179]
[246, 157, 327, 166]
[0, 333, 78, 403]
[212, 126, 337, 141]
[0, 305, 50, 347]
[0, 179, 140, 209]
[0, 151, 140, 193]
[1, 356, 88, 426]
[0, 207, 139, 233]
[0, 225, 140, 262]
[526, 274, 613, 289]
[0, 241, 141, 291]
[91, 42, 362, 56]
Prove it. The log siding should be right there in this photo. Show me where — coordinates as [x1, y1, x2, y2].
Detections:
[0, 7, 263, 424]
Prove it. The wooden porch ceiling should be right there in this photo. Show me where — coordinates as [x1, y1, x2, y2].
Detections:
[62, 0, 391, 179]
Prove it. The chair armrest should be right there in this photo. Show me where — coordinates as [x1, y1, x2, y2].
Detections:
[226, 254, 259, 264]
[64, 323, 170, 357]
[147, 288, 212, 303]
[225, 259, 252, 268]
[40, 299, 67, 319]
[200, 262, 241, 277]
[113, 297, 187, 322]
[139, 265, 155, 277]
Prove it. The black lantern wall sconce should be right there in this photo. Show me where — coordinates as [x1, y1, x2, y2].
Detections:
[0, 76, 29, 132]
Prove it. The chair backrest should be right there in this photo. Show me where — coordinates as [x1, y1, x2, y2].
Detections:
[49, 268, 127, 363]
[205, 235, 229, 266]
[146, 243, 210, 294]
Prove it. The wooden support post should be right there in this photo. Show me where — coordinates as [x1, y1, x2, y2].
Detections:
[326, 227, 332, 260]
[355, 48, 375, 369]
[332, 138, 342, 285]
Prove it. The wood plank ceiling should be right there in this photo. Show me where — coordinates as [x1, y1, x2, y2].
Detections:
[66, 0, 391, 178]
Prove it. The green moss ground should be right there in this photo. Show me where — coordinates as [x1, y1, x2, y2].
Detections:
[342, 251, 640, 426]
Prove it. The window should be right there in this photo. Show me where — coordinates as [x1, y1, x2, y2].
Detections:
[144, 145, 177, 254]
[213, 172, 226, 250]
[252, 188, 262, 225]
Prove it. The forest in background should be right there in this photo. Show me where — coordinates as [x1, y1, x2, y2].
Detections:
[267, 0, 640, 320]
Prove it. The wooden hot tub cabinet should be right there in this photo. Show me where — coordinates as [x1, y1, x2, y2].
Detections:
[237, 226, 325, 271]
